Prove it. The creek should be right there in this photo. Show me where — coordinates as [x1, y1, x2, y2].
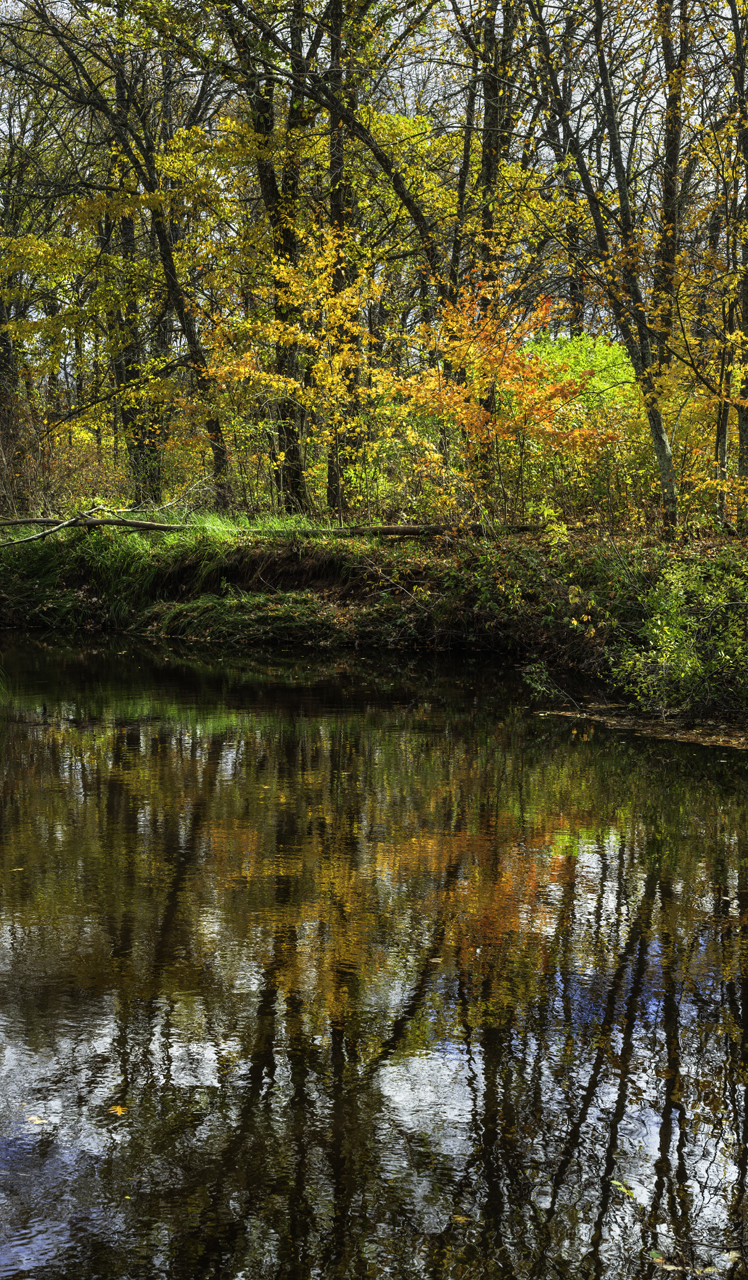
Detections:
[0, 638, 746, 1279]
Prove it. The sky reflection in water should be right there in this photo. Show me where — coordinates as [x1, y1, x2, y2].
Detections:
[0, 640, 746, 1279]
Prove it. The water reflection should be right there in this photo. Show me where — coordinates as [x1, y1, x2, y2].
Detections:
[0, 640, 747, 1278]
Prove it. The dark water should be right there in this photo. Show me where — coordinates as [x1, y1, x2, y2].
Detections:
[1, 640, 748, 1279]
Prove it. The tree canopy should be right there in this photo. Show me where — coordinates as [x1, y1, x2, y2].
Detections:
[0, 0, 745, 532]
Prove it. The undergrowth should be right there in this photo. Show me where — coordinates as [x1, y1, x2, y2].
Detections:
[3, 520, 748, 717]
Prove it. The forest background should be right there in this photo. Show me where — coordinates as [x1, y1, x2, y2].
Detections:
[0, 0, 745, 533]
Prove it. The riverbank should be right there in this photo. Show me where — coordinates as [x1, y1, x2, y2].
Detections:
[3, 517, 748, 717]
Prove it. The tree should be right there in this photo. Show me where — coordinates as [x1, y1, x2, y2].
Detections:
[523, 0, 697, 528]
[0, 1, 234, 505]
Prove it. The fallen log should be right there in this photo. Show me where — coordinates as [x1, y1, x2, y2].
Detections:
[0, 516, 543, 548]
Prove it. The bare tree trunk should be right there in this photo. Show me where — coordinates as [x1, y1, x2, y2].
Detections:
[0, 300, 21, 514]
[326, 0, 349, 518]
[728, 0, 748, 530]
[115, 210, 164, 505]
[737, 243, 748, 530]
[243, 56, 310, 513]
[150, 210, 231, 508]
[653, 0, 688, 369]
[527, 0, 681, 530]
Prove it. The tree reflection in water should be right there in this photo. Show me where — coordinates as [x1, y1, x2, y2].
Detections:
[0, 642, 746, 1279]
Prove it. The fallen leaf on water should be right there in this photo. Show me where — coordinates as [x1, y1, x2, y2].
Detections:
[611, 1180, 635, 1198]
[108, 1105, 127, 1115]
[26, 1116, 45, 1124]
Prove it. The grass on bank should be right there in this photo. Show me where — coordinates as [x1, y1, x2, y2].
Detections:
[3, 515, 748, 718]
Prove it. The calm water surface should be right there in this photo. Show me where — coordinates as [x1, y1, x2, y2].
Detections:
[0, 640, 747, 1279]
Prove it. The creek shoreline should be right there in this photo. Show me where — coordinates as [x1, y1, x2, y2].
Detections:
[3, 522, 748, 720]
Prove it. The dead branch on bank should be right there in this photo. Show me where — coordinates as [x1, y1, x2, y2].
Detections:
[0, 516, 543, 548]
